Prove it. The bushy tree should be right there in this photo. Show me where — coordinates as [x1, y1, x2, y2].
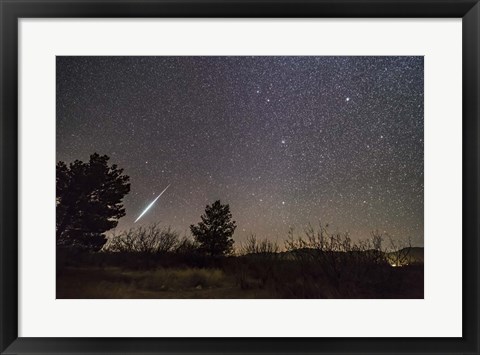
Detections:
[190, 200, 236, 256]
[56, 153, 130, 251]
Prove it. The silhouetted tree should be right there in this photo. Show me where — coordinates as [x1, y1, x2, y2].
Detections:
[190, 200, 236, 256]
[56, 153, 130, 251]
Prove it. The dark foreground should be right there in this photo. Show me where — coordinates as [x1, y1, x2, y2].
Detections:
[57, 251, 424, 299]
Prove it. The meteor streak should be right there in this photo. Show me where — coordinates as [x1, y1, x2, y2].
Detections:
[134, 184, 171, 223]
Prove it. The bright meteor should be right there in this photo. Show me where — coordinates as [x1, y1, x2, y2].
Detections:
[134, 184, 171, 223]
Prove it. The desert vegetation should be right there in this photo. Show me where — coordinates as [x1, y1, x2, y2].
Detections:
[56, 154, 423, 299]
[57, 221, 423, 299]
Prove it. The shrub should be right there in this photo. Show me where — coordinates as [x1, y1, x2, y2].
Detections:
[105, 223, 180, 254]
[239, 234, 279, 255]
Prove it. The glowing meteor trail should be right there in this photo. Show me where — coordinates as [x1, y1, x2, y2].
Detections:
[134, 184, 171, 223]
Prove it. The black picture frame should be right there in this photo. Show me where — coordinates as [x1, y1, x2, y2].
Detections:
[1, 1, 479, 354]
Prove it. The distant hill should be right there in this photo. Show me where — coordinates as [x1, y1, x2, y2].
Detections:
[386, 247, 424, 266]
[248, 247, 424, 267]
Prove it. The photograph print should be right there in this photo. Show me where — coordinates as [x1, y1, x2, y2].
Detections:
[56, 56, 424, 299]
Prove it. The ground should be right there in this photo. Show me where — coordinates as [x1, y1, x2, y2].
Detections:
[57, 267, 273, 299]
[56, 263, 424, 299]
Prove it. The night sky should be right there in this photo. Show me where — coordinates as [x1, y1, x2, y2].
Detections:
[56, 56, 424, 246]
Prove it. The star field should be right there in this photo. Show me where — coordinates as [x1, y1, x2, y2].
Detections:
[56, 56, 424, 246]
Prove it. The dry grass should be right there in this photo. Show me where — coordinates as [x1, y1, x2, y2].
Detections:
[56, 266, 256, 299]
